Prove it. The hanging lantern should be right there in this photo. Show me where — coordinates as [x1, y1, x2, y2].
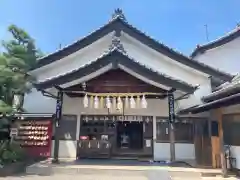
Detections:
[94, 96, 99, 109]
[125, 96, 129, 109]
[106, 96, 111, 109]
[146, 116, 150, 123]
[100, 96, 104, 108]
[141, 95, 147, 108]
[136, 96, 141, 108]
[130, 96, 136, 109]
[113, 97, 116, 110]
[90, 96, 94, 108]
[83, 94, 89, 108]
[117, 96, 122, 110]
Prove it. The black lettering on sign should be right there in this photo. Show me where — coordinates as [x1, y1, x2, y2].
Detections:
[168, 93, 175, 123]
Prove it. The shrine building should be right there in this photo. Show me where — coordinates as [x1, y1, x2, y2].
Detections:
[21, 9, 234, 167]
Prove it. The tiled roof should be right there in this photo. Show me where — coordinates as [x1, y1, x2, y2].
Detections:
[35, 9, 233, 81]
[191, 25, 240, 57]
[202, 73, 240, 102]
[36, 42, 196, 92]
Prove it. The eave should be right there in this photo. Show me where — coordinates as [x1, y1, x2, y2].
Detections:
[202, 85, 240, 103]
[34, 12, 233, 82]
[35, 48, 196, 93]
[178, 92, 240, 114]
[203, 74, 240, 102]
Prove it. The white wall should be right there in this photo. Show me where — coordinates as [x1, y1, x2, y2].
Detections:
[30, 33, 114, 82]
[193, 37, 240, 75]
[51, 140, 77, 158]
[230, 146, 240, 169]
[153, 143, 195, 161]
[121, 33, 212, 109]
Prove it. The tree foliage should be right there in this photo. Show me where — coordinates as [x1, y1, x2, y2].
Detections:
[0, 24, 42, 140]
[0, 25, 43, 165]
[0, 24, 42, 114]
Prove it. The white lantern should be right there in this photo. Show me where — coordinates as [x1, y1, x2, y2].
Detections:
[94, 96, 99, 109]
[125, 96, 129, 109]
[130, 96, 136, 109]
[112, 97, 117, 110]
[117, 96, 123, 110]
[83, 94, 89, 108]
[106, 96, 111, 109]
[141, 95, 147, 108]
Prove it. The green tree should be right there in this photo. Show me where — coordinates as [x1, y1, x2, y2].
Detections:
[0, 24, 42, 140]
[0, 25, 42, 165]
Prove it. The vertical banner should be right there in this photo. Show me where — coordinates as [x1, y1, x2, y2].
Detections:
[168, 93, 175, 123]
[56, 91, 63, 127]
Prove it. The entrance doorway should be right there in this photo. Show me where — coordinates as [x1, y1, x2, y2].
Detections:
[116, 121, 143, 150]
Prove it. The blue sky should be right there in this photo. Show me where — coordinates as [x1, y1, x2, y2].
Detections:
[0, 0, 240, 55]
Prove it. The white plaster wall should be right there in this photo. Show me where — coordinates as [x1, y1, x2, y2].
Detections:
[154, 143, 170, 160]
[153, 143, 195, 161]
[30, 33, 114, 82]
[121, 33, 212, 108]
[193, 37, 240, 75]
[175, 143, 195, 160]
[179, 78, 212, 109]
[230, 146, 240, 169]
[51, 140, 77, 158]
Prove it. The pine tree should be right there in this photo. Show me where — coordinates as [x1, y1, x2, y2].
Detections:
[0, 24, 42, 139]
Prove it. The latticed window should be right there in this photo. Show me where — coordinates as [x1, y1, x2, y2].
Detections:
[223, 115, 240, 146]
[156, 117, 193, 143]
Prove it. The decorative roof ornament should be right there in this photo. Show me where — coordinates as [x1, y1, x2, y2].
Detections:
[108, 32, 126, 54]
[111, 8, 126, 21]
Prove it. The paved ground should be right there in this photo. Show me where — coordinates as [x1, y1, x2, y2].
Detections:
[0, 173, 238, 180]
[1, 159, 238, 180]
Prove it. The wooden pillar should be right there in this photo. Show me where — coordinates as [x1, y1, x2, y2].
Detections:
[52, 90, 63, 164]
[168, 92, 175, 162]
[216, 108, 227, 177]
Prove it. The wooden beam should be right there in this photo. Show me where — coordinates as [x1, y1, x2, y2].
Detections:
[217, 108, 227, 177]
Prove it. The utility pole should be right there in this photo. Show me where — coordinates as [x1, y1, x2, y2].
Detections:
[204, 24, 209, 42]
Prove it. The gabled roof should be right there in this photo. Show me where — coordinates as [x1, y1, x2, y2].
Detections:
[191, 25, 240, 58]
[178, 74, 240, 114]
[202, 74, 240, 102]
[178, 92, 240, 114]
[35, 9, 233, 82]
[35, 43, 197, 93]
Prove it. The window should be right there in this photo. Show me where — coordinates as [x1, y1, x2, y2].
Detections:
[58, 115, 77, 140]
[223, 115, 240, 146]
[156, 117, 193, 143]
[174, 122, 193, 143]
